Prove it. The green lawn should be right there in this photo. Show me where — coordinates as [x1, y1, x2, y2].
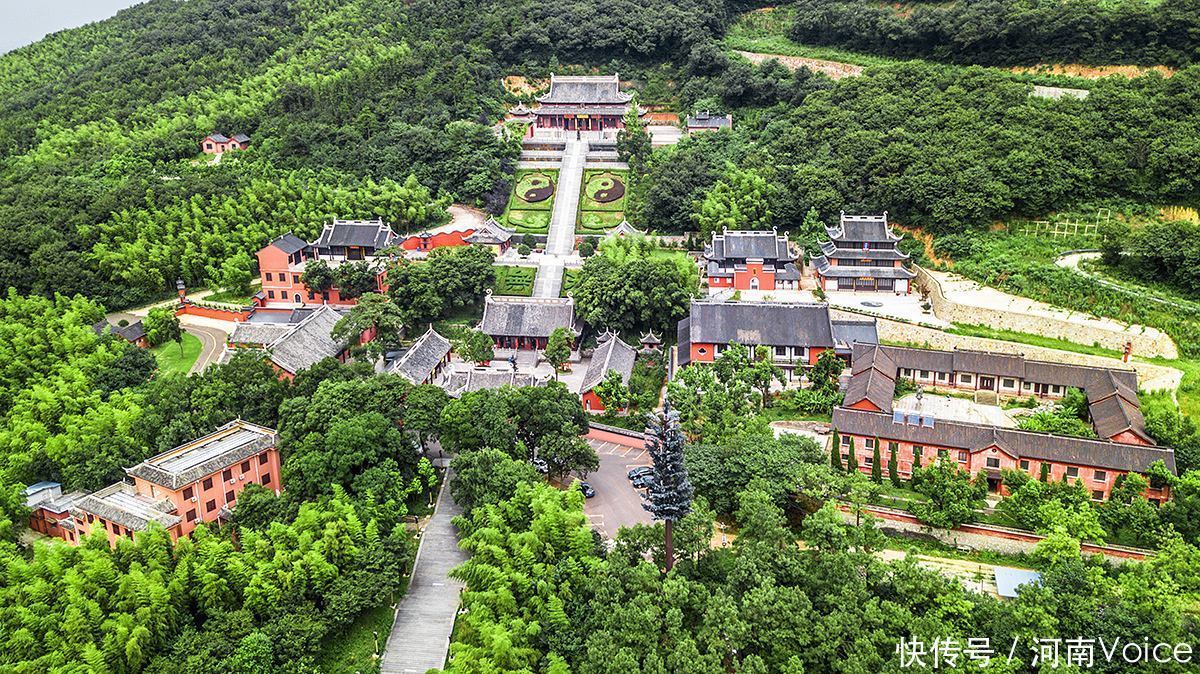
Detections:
[504, 209, 551, 233]
[724, 6, 900, 67]
[503, 169, 558, 234]
[577, 169, 627, 235]
[432, 305, 483, 343]
[314, 601, 398, 674]
[151, 332, 202, 375]
[493, 265, 536, 296]
[204, 284, 260, 305]
[946, 323, 1123, 359]
[560, 268, 580, 297]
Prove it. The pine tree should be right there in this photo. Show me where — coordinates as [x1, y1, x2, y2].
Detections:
[871, 440, 882, 483]
[641, 399, 694, 571]
[888, 446, 901, 487]
[830, 429, 843, 471]
[1039, 462, 1051, 482]
[846, 437, 859, 475]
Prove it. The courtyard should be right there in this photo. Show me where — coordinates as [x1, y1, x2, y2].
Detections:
[503, 168, 558, 233]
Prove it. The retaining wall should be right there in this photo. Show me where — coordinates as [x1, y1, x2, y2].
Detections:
[915, 266, 1177, 358]
[176, 301, 251, 322]
[586, 422, 647, 449]
[841, 504, 1151, 564]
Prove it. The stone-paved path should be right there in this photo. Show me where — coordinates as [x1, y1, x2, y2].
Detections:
[534, 139, 584, 297]
[379, 470, 467, 674]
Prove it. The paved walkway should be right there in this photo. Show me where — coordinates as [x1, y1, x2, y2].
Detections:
[533, 140, 584, 297]
[380, 471, 468, 674]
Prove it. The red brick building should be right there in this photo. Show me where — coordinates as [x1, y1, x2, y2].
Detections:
[227, 305, 356, 381]
[36, 421, 281, 547]
[398, 218, 514, 255]
[702, 229, 801, 290]
[836, 344, 1173, 501]
[256, 220, 398, 307]
[812, 212, 915, 293]
[676, 300, 878, 383]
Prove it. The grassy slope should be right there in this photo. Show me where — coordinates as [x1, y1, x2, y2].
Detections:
[151, 332, 202, 375]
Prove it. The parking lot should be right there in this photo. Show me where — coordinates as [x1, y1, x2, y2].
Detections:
[582, 438, 653, 539]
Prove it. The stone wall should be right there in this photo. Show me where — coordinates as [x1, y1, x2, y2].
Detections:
[829, 308, 1183, 394]
[914, 266, 1177, 358]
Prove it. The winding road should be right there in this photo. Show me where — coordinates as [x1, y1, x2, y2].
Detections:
[1055, 250, 1200, 312]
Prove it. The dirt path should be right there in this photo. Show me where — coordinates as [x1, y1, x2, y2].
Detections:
[1056, 251, 1200, 313]
[1010, 63, 1175, 79]
[733, 50, 864, 79]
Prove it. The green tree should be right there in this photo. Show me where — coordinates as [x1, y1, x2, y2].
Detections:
[616, 95, 651, 167]
[807, 349, 845, 394]
[455, 329, 494, 366]
[830, 429, 843, 471]
[144, 306, 183, 352]
[845, 436, 858, 474]
[450, 448, 540, 512]
[743, 345, 783, 409]
[888, 444, 901, 487]
[302, 259, 336, 294]
[334, 260, 379, 299]
[404, 384, 450, 450]
[542, 327, 572, 377]
[693, 164, 773, 240]
[539, 433, 599, 481]
[217, 251, 254, 297]
[332, 293, 406, 359]
[911, 458, 987, 528]
[594, 369, 631, 416]
[870, 440, 882, 483]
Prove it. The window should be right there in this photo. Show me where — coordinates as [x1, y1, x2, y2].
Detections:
[205, 500, 216, 512]
[293, 274, 300, 284]
[1023, 382, 1031, 390]
[920, 370, 930, 378]
[222, 469, 233, 482]
[841, 453, 849, 463]
[958, 450, 968, 462]
[937, 372, 947, 381]
[87, 513, 94, 523]
[1092, 490, 1105, 501]
[183, 486, 194, 500]
[841, 435, 850, 447]
[308, 291, 315, 301]
[225, 490, 235, 503]
[1066, 467, 1079, 479]
[1019, 460, 1030, 471]
[259, 453, 269, 465]
[267, 290, 275, 299]
[240, 460, 250, 473]
[265, 272, 273, 281]
[888, 442, 899, 453]
[1002, 378, 1015, 388]
[1094, 470, 1107, 482]
[866, 438, 876, 449]
[262, 473, 271, 486]
[775, 346, 787, 357]
[186, 509, 197, 522]
[1052, 385, 1062, 394]
[960, 374, 973, 384]
[697, 347, 708, 355]
[986, 457, 1001, 469]
[864, 456, 874, 467]
[203, 477, 213, 490]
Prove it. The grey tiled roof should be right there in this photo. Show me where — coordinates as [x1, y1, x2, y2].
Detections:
[706, 229, 795, 262]
[313, 219, 398, 250]
[480, 296, 576, 338]
[582, 334, 638, 393]
[685, 300, 835, 348]
[533, 106, 631, 116]
[826, 212, 901, 242]
[94, 319, 146, 343]
[686, 112, 732, 129]
[72, 482, 181, 532]
[833, 407, 1175, 474]
[229, 322, 293, 345]
[268, 232, 309, 255]
[677, 317, 692, 366]
[464, 218, 514, 245]
[848, 344, 1151, 444]
[831, 319, 879, 352]
[231, 133, 250, 143]
[845, 344, 896, 411]
[537, 74, 632, 104]
[810, 258, 916, 279]
[125, 420, 277, 490]
[391, 327, 451, 384]
[820, 241, 909, 260]
[266, 305, 347, 374]
[206, 133, 229, 143]
[776, 263, 802, 281]
[442, 368, 549, 397]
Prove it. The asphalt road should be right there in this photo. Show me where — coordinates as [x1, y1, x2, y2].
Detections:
[185, 323, 228, 374]
[581, 438, 653, 539]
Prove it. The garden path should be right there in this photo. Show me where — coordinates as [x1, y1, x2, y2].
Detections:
[534, 139, 584, 297]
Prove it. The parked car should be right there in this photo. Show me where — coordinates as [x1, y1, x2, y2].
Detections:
[632, 474, 657, 490]
[577, 481, 596, 498]
[627, 466, 653, 480]
[532, 458, 549, 474]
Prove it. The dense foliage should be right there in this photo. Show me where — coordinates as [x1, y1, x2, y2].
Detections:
[788, 0, 1200, 67]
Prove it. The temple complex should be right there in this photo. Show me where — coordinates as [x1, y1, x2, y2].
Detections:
[812, 212, 916, 293]
[521, 74, 642, 133]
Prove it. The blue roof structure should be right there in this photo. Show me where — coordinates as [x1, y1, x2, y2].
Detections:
[993, 566, 1042, 599]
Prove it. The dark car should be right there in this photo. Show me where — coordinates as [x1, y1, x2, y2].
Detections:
[631, 474, 657, 490]
[627, 466, 654, 481]
[532, 458, 549, 474]
[577, 481, 596, 498]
